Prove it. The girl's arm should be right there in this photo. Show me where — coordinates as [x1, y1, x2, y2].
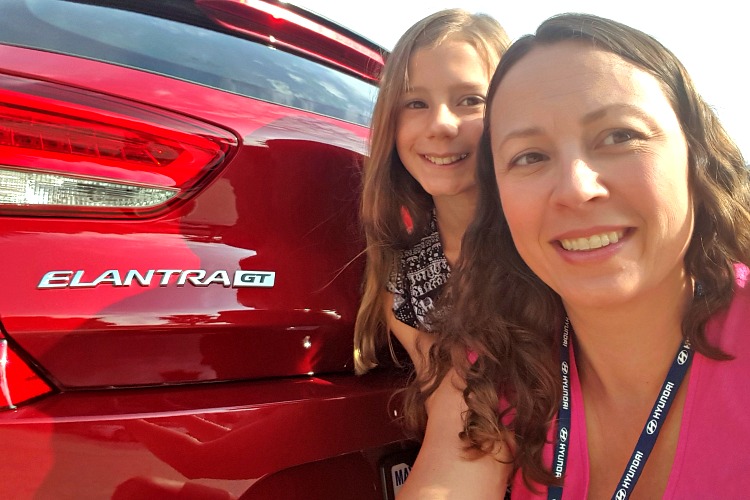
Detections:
[397, 370, 512, 499]
[384, 291, 434, 375]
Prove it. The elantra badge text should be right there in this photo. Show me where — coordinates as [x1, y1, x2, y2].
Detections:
[38, 269, 276, 289]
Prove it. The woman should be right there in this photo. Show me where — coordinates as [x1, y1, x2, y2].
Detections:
[402, 13, 750, 498]
[354, 9, 509, 374]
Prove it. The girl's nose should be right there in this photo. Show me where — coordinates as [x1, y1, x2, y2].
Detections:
[427, 104, 459, 138]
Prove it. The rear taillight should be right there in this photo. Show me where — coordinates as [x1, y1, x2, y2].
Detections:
[0, 337, 53, 410]
[196, 0, 384, 82]
[0, 73, 238, 217]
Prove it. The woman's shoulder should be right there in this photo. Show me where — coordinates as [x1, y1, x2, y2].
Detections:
[668, 263, 750, 498]
[728, 262, 750, 312]
[704, 263, 750, 350]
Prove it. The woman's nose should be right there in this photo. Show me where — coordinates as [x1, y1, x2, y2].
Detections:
[551, 157, 609, 207]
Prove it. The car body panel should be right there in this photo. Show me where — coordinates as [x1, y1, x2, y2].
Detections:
[1, 45, 368, 387]
[0, 1, 416, 497]
[0, 370, 408, 498]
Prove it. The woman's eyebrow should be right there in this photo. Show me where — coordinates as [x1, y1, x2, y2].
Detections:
[493, 126, 544, 149]
[581, 103, 654, 125]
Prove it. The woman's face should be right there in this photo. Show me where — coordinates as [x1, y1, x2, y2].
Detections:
[396, 39, 489, 203]
[490, 41, 693, 310]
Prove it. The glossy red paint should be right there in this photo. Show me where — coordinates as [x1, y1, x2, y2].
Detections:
[0, 335, 53, 409]
[0, 46, 369, 387]
[0, 45, 370, 139]
[0, 370, 411, 498]
[195, 0, 385, 81]
[0, 1, 416, 497]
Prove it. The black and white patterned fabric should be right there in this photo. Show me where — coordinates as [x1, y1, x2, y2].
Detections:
[386, 212, 450, 330]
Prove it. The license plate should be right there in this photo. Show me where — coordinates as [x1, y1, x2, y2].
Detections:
[380, 448, 418, 500]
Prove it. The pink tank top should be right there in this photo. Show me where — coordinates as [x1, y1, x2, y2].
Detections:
[511, 265, 750, 498]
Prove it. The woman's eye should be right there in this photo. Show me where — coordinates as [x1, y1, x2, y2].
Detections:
[602, 129, 639, 145]
[459, 95, 486, 107]
[512, 152, 548, 166]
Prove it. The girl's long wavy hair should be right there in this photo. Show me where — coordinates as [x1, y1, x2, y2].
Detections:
[353, 9, 509, 374]
[404, 13, 750, 489]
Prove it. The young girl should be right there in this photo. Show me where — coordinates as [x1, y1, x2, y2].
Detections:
[354, 9, 509, 375]
[402, 13, 750, 499]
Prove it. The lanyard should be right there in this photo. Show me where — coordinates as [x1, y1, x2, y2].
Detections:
[547, 318, 693, 500]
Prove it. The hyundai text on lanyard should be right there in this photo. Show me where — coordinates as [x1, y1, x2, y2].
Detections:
[547, 318, 693, 500]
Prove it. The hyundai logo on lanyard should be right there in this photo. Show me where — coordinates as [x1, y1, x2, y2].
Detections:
[547, 318, 693, 500]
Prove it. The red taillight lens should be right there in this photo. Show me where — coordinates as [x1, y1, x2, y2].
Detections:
[0, 338, 53, 410]
[0, 74, 238, 217]
[196, 0, 385, 82]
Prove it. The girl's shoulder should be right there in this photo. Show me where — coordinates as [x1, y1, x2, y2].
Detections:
[399, 211, 442, 262]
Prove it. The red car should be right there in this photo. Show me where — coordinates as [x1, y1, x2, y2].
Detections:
[0, 0, 416, 498]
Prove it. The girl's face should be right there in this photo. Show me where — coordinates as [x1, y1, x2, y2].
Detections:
[490, 41, 693, 311]
[396, 39, 490, 204]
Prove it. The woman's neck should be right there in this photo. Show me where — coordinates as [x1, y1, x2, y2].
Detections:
[566, 275, 692, 405]
[432, 194, 477, 267]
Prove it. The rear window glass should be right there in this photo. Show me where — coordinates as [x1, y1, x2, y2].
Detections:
[0, 0, 378, 126]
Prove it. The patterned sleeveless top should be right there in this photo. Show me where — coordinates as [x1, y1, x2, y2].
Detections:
[386, 212, 450, 330]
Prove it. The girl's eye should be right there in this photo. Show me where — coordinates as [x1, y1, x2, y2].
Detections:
[512, 151, 548, 166]
[459, 95, 486, 107]
[405, 100, 427, 109]
[602, 129, 640, 145]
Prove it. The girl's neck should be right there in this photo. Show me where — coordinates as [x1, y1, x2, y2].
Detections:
[433, 194, 477, 267]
